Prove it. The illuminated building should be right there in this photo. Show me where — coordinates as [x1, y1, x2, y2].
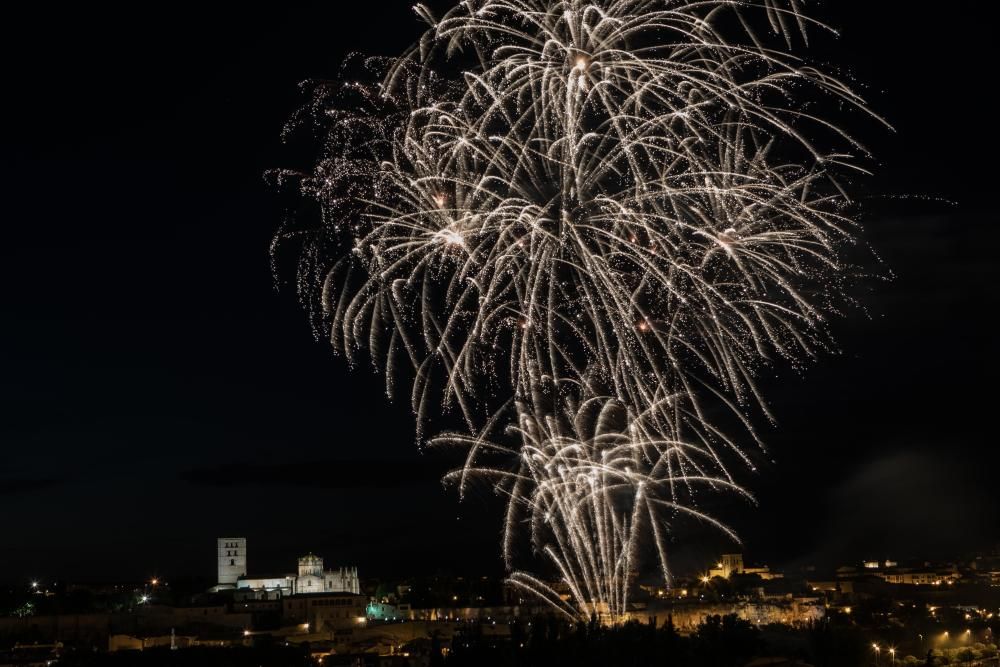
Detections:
[218, 538, 247, 586]
[876, 570, 959, 586]
[213, 538, 359, 597]
[707, 554, 782, 581]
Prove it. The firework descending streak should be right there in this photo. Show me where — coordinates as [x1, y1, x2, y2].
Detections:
[274, 0, 883, 622]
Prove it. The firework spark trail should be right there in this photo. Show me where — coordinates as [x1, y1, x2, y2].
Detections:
[433, 389, 754, 621]
[277, 0, 881, 622]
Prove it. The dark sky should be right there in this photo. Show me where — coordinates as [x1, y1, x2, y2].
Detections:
[1, 2, 996, 584]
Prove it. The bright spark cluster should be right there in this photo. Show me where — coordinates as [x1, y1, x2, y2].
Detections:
[277, 0, 881, 623]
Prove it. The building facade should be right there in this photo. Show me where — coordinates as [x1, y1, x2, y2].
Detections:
[290, 554, 360, 595]
[222, 545, 359, 598]
[282, 592, 367, 632]
[217, 538, 247, 586]
[708, 553, 744, 579]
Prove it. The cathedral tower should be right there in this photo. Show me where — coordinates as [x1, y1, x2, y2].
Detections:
[217, 537, 247, 586]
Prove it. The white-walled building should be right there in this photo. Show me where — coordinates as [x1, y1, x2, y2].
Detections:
[217, 538, 247, 586]
[289, 554, 359, 595]
[213, 539, 359, 598]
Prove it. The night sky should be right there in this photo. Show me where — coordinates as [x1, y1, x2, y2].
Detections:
[2, 2, 996, 584]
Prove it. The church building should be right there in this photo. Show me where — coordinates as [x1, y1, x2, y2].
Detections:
[213, 537, 359, 598]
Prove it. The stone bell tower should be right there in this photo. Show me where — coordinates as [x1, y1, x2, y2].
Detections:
[217, 537, 247, 586]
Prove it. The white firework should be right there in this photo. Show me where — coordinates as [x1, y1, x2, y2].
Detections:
[277, 0, 881, 622]
[434, 388, 752, 622]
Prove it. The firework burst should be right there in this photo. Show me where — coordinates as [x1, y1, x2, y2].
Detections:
[275, 0, 882, 622]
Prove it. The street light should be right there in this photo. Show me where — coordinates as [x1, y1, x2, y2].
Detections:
[889, 647, 896, 666]
[873, 643, 881, 667]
